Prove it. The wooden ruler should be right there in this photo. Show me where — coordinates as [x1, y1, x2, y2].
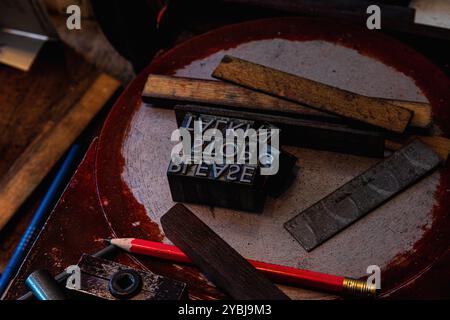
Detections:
[143, 74, 431, 129]
[212, 56, 413, 133]
[284, 140, 441, 251]
[161, 204, 290, 300]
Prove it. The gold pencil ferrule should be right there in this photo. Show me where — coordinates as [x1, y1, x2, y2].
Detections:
[342, 278, 378, 298]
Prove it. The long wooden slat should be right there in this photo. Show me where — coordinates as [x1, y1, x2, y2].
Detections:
[161, 204, 290, 300]
[0, 73, 120, 230]
[212, 55, 413, 133]
[284, 140, 441, 251]
[143, 74, 324, 118]
[143, 74, 432, 129]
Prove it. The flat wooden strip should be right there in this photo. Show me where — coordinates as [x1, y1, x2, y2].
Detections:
[161, 204, 290, 300]
[386, 135, 450, 161]
[143, 74, 325, 118]
[284, 140, 441, 251]
[143, 74, 431, 129]
[212, 55, 413, 133]
[0, 73, 120, 230]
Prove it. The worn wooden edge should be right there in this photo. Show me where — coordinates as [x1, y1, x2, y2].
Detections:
[383, 99, 432, 129]
[212, 55, 414, 133]
[0, 73, 120, 230]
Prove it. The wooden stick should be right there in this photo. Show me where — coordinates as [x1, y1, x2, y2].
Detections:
[161, 204, 290, 300]
[143, 74, 432, 129]
[143, 74, 324, 118]
[0, 74, 120, 230]
[212, 55, 413, 133]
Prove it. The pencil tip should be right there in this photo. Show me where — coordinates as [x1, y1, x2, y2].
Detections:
[102, 238, 112, 244]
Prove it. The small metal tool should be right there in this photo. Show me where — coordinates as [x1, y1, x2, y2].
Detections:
[18, 244, 117, 300]
[66, 255, 188, 300]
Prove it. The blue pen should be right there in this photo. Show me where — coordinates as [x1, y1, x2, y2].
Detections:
[0, 144, 82, 297]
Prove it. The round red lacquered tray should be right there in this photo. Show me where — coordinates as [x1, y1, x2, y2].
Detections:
[94, 18, 450, 299]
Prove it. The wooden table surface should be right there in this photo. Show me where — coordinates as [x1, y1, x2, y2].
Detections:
[0, 42, 98, 268]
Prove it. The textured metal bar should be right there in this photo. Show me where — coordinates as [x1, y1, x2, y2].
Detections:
[284, 140, 441, 251]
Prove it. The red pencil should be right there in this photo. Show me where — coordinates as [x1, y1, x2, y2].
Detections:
[108, 238, 376, 297]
